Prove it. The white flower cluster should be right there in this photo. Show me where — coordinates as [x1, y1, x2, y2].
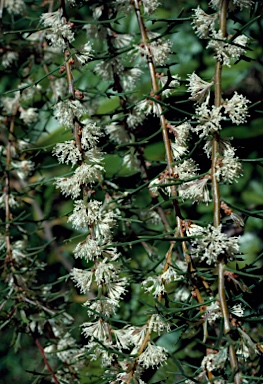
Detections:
[171, 122, 191, 159]
[192, 5, 250, 67]
[53, 100, 86, 129]
[179, 176, 211, 204]
[201, 348, 228, 371]
[142, 0, 160, 14]
[74, 42, 93, 66]
[207, 31, 248, 68]
[205, 301, 222, 324]
[132, 32, 172, 67]
[4, 0, 25, 14]
[1, 51, 18, 68]
[188, 223, 240, 265]
[192, 6, 217, 39]
[210, 0, 254, 11]
[40, 11, 75, 49]
[187, 72, 213, 104]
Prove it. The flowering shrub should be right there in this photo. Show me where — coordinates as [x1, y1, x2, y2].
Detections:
[1, 1, 263, 383]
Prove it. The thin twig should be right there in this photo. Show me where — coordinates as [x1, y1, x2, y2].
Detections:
[213, 1, 240, 382]
[29, 326, 60, 384]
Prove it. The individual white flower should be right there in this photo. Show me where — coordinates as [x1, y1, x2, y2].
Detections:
[71, 268, 93, 293]
[56, 333, 80, 367]
[20, 82, 41, 101]
[82, 320, 110, 341]
[81, 120, 102, 149]
[212, 0, 254, 11]
[74, 162, 104, 184]
[75, 42, 93, 65]
[205, 302, 222, 325]
[207, 30, 248, 68]
[185, 222, 204, 236]
[68, 200, 102, 230]
[190, 224, 240, 265]
[110, 31, 133, 49]
[216, 155, 243, 184]
[73, 238, 102, 261]
[173, 159, 199, 180]
[139, 210, 162, 225]
[126, 326, 148, 351]
[107, 278, 127, 305]
[170, 122, 191, 159]
[0, 193, 19, 209]
[12, 160, 34, 179]
[4, 0, 25, 14]
[148, 314, 171, 335]
[17, 139, 30, 152]
[1, 51, 18, 68]
[237, 328, 260, 359]
[92, 210, 116, 242]
[195, 102, 224, 137]
[40, 11, 75, 49]
[86, 299, 117, 317]
[158, 74, 180, 98]
[53, 100, 86, 128]
[174, 286, 190, 302]
[132, 32, 172, 66]
[1, 92, 20, 115]
[122, 152, 140, 171]
[230, 303, 244, 317]
[83, 23, 107, 41]
[149, 171, 171, 196]
[142, 275, 166, 297]
[192, 6, 217, 39]
[135, 98, 161, 117]
[53, 140, 82, 167]
[126, 111, 145, 128]
[171, 141, 188, 160]
[85, 340, 113, 367]
[121, 68, 143, 90]
[224, 92, 250, 125]
[138, 342, 167, 369]
[55, 175, 81, 199]
[112, 328, 132, 350]
[105, 122, 130, 144]
[178, 176, 211, 204]
[12, 240, 27, 260]
[115, 0, 134, 14]
[201, 348, 227, 371]
[52, 78, 68, 101]
[94, 58, 124, 81]
[149, 36, 172, 66]
[204, 136, 236, 158]
[231, 0, 254, 10]
[19, 107, 38, 124]
[187, 72, 213, 104]
[161, 266, 184, 283]
[84, 147, 104, 164]
[94, 261, 120, 285]
[142, 0, 160, 14]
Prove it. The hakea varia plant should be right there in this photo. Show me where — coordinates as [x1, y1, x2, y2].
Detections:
[1, 0, 263, 383]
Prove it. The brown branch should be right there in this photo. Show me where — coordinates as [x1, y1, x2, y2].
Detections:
[29, 326, 60, 384]
[213, 1, 240, 382]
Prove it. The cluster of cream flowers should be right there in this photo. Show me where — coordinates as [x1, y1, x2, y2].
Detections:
[192, 4, 250, 67]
